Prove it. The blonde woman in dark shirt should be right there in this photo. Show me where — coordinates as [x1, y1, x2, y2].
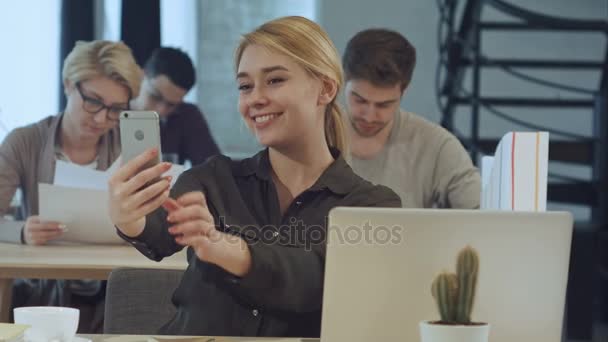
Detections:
[108, 16, 400, 337]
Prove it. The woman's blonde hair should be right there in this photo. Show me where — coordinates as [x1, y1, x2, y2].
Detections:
[62, 40, 142, 99]
[234, 16, 348, 153]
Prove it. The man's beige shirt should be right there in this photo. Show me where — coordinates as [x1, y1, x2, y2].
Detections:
[351, 110, 481, 208]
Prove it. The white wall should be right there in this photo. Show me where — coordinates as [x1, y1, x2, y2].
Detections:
[320, 0, 442, 122]
[0, 1, 61, 143]
[195, 0, 316, 158]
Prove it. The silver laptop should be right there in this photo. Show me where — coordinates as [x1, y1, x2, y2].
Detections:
[321, 208, 573, 342]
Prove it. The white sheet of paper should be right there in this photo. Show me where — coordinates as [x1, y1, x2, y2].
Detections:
[54, 157, 185, 190]
[38, 183, 125, 245]
[166, 164, 186, 187]
[54, 160, 110, 190]
[480, 156, 494, 210]
[42, 158, 186, 245]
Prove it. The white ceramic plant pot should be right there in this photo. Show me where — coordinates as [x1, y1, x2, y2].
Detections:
[419, 321, 490, 342]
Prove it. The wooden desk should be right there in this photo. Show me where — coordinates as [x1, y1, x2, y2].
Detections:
[80, 336, 316, 342]
[0, 242, 187, 322]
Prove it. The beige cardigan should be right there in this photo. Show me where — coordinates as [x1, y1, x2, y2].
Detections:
[0, 114, 120, 243]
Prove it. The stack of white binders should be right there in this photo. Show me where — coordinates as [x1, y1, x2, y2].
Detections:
[481, 131, 549, 211]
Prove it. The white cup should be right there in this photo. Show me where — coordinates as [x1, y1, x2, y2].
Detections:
[13, 306, 79, 342]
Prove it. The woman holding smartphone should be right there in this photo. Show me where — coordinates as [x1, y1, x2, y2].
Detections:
[108, 16, 400, 337]
[0, 40, 141, 331]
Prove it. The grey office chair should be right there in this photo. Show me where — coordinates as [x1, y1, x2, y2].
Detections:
[103, 268, 183, 334]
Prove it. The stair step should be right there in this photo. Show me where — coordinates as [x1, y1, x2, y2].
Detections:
[474, 139, 594, 164]
[479, 21, 608, 33]
[461, 57, 603, 69]
[453, 96, 595, 107]
[548, 182, 597, 206]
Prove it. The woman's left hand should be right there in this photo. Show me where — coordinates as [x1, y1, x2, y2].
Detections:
[165, 192, 252, 276]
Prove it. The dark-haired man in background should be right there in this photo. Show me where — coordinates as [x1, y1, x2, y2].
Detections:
[131, 47, 220, 165]
[342, 29, 480, 208]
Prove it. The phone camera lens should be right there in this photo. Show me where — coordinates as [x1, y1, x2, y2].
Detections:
[124, 112, 129, 118]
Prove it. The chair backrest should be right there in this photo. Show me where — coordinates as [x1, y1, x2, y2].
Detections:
[104, 268, 183, 334]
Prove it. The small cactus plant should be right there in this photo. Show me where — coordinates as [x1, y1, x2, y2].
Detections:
[431, 246, 480, 324]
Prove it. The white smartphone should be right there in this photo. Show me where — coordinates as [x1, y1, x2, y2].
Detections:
[119, 111, 161, 173]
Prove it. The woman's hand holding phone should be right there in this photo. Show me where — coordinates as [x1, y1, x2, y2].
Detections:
[108, 148, 173, 237]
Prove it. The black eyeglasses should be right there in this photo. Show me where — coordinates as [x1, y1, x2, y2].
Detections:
[76, 82, 130, 121]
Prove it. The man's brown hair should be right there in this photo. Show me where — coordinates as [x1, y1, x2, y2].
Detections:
[342, 28, 416, 91]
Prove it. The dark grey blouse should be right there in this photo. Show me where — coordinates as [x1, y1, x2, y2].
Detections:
[120, 148, 401, 337]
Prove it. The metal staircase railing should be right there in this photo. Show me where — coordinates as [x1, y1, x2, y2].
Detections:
[435, 2, 608, 339]
[436, 0, 608, 217]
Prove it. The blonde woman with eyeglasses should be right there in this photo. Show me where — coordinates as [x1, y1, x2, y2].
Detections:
[0, 40, 140, 332]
